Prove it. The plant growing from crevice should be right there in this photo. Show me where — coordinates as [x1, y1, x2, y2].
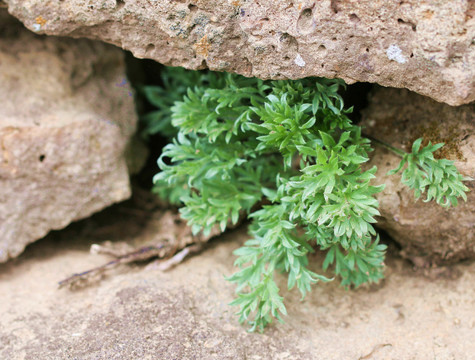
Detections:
[142, 67, 471, 332]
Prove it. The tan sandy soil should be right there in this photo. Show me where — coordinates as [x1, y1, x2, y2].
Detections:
[1, 200, 474, 360]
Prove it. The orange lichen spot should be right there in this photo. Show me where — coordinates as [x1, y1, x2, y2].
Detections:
[231, 0, 242, 6]
[193, 35, 211, 58]
[297, 3, 303, 11]
[35, 16, 47, 26]
[422, 10, 434, 20]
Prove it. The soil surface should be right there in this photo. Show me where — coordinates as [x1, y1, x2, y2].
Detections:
[1, 198, 474, 360]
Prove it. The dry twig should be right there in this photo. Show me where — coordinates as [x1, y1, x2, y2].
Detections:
[58, 244, 165, 288]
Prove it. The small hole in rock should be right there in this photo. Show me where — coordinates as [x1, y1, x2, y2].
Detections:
[188, 4, 197, 11]
[365, 48, 369, 52]
[349, 13, 360, 22]
[410, 52, 414, 58]
[279, 33, 297, 46]
[279, 32, 290, 41]
[398, 18, 417, 31]
[330, 0, 339, 14]
[301, 8, 312, 19]
[297, 7, 315, 34]
[199, 59, 207, 69]
[116, 0, 125, 9]
[146, 44, 155, 53]
[39, 155, 45, 162]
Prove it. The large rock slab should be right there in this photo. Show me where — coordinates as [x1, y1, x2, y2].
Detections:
[0, 11, 138, 262]
[1, 207, 474, 360]
[362, 87, 475, 266]
[4, 0, 475, 105]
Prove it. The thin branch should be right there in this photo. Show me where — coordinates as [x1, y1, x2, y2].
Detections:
[58, 244, 165, 288]
[147, 244, 203, 271]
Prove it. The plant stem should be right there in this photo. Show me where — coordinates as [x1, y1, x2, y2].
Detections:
[363, 134, 406, 158]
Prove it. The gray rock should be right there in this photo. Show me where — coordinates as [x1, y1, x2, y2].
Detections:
[362, 87, 475, 265]
[3, 0, 475, 105]
[0, 11, 138, 262]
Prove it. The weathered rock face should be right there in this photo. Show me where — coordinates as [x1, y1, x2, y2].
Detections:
[4, 0, 475, 106]
[0, 11, 139, 262]
[362, 87, 475, 266]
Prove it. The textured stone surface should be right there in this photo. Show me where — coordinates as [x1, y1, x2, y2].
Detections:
[362, 87, 475, 265]
[3, 0, 475, 105]
[0, 10, 138, 262]
[1, 208, 475, 360]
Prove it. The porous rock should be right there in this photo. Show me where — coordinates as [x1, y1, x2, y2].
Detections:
[362, 87, 475, 266]
[0, 11, 138, 262]
[3, 0, 475, 105]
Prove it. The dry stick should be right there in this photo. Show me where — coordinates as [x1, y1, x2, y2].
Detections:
[149, 244, 203, 271]
[58, 206, 245, 288]
[58, 244, 165, 288]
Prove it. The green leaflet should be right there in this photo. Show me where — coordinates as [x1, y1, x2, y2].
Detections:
[388, 138, 472, 208]
[142, 67, 470, 331]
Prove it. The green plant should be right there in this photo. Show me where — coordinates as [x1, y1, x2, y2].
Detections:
[143, 67, 471, 332]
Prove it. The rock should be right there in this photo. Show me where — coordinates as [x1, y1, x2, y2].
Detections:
[361, 87, 475, 265]
[3, 0, 475, 106]
[1, 210, 475, 359]
[0, 10, 139, 262]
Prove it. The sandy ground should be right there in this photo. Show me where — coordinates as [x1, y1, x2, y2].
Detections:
[1, 201, 474, 360]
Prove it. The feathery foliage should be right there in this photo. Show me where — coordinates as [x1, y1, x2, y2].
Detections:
[143, 67, 470, 332]
[388, 138, 471, 207]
